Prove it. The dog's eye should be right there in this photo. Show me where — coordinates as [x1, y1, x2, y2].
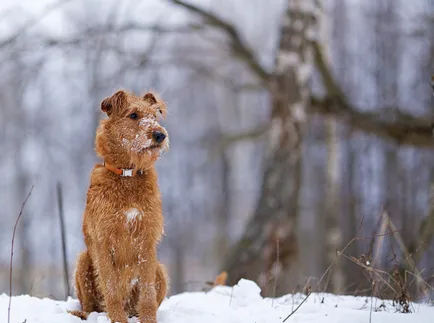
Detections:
[129, 112, 138, 119]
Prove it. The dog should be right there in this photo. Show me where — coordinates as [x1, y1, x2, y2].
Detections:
[71, 90, 169, 323]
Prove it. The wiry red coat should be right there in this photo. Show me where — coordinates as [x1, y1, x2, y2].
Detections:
[71, 90, 169, 323]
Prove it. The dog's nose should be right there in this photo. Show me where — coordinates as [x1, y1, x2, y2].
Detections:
[152, 131, 166, 144]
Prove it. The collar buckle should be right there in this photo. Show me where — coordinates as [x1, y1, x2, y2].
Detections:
[122, 169, 134, 177]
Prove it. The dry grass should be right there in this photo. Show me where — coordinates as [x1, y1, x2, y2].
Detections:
[312, 211, 434, 314]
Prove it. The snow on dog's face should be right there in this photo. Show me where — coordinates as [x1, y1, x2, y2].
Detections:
[96, 90, 169, 170]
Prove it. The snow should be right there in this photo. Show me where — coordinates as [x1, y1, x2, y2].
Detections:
[130, 278, 139, 287]
[131, 136, 153, 153]
[1, 279, 433, 323]
[139, 118, 158, 129]
[124, 208, 142, 223]
[125, 116, 169, 154]
[122, 138, 130, 147]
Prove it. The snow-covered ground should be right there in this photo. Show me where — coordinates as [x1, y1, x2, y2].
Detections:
[1, 279, 433, 323]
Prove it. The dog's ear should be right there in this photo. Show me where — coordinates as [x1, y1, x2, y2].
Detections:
[101, 90, 128, 116]
[112, 90, 127, 109]
[143, 92, 167, 118]
[100, 97, 112, 116]
[143, 93, 157, 105]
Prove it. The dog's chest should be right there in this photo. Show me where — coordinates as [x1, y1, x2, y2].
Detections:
[115, 201, 163, 241]
[122, 207, 146, 232]
[87, 173, 163, 241]
[110, 180, 157, 228]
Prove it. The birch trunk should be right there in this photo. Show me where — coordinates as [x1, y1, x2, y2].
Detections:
[321, 3, 344, 293]
[223, 0, 319, 296]
[324, 117, 344, 293]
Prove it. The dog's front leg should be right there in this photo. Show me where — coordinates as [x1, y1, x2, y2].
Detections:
[137, 257, 158, 323]
[95, 250, 128, 323]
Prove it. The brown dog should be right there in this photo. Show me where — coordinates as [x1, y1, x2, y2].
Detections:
[72, 90, 169, 323]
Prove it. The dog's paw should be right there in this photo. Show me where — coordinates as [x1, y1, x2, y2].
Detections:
[139, 316, 157, 323]
[68, 310, 89, 320]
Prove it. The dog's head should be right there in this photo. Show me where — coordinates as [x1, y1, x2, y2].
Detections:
[95, 90, 169, 170]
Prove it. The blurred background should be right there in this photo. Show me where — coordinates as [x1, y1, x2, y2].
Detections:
[1, 0, 434, 301]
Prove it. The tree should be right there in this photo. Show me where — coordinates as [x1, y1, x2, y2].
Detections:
[168, 0, 434, 295]
[168, 0, 319, 294]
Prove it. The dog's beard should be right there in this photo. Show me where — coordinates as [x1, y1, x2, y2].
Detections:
[130, 150, 159, 170]
[129, 140, 168, 170]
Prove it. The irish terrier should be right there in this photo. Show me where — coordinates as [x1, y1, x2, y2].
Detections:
[72, 90, 169, 323]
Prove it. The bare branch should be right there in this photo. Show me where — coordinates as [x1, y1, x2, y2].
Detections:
[166, 3, 434, 148]
[19, 2, 434, 149]
[407, 182, 434, 265]
[8, 185, 34, 323]
[167, 0, 270, 83]
[310, 96, 434, 147]
[207, 123, 270, 160]
[0, 0, 73, 49]
[172, 59, 263, 92]
[384, 212, 425, 297]
[312, 41, 434, 147]
[313, 40, 355, 112]
[217, 123, 269, 148]
[114, 23, 203, 34]
[282, 292, 311, 322]
[9, 21, 202, 54]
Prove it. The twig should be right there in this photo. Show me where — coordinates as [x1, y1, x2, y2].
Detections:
[384, 212, 428, 298]
[342, 253, 398, 294]
[318, 215, 365, 290]
[369, 281, 375, 323]
[229, 286, 234, 307]
[317, 214, 399, 292]
[372, 211, 389, 268]
[282, 292, 311, 322]
[57, 182, 70, 299]
[8, 185, 34, 323]
[405, 269, 433, 292]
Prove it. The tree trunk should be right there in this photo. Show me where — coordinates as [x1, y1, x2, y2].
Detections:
[343, 129, 362, 293]
[215, 150, 231, 259]
[318, 3, 344, 293]
[171, 242, 185, 295]
[223, 0, 319, 296]
[323, 117, 344, 293]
